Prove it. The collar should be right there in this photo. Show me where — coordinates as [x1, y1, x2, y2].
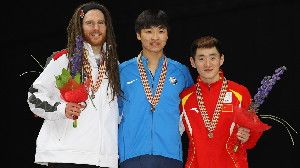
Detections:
[83, 42, 102, 68]
[139, 53, 165, 69]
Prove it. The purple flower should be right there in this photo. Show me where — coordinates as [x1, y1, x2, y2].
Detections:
[250, 66, 287, 112]
[70, 36, 84, 77]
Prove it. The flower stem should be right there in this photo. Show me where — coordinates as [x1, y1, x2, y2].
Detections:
[73, 120, 77, 128]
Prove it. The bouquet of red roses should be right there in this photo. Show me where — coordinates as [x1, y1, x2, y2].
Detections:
[55, 68, 89, 128]
[233, 107, 271, 132]
[232, 66, 287, 152]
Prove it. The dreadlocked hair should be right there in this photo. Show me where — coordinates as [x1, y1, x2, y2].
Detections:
[66, 2, 121, 100]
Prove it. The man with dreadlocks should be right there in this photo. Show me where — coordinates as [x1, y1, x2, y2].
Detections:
[27, 2, 120, 168]
[118, 9, 193, 168]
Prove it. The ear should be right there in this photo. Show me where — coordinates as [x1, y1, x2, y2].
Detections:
[136, 33, 141, 40]
[190, 57, 196, 68]
[220, 54, 224, 66]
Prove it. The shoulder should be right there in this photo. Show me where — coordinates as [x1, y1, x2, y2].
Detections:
[227, 79, 252, 107]
[227, 80, 251, 98]
[228, 80, 249, 92]
[119, 57, 137, 72]
[167, 58, 191, 78]
[52, 49, 68, 61]
[180, 84, 196, 99]
[44, 49, 68, 68]
[168, 58, 189, 71]
[167, 58, 193, 85]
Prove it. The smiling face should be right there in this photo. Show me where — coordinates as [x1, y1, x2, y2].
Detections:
[137, 26, 168, 57]
[190, 47, 224, 84]
[82, 9, 106, 48]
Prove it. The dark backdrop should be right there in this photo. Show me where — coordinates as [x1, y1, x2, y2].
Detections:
[2, 0, 299, 167]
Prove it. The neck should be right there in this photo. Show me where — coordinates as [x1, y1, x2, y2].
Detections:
[142, 50, 163, 66]
[142, 50, 164, 75]
[199, 75, 221, 85]
[91, 45, 102, 55]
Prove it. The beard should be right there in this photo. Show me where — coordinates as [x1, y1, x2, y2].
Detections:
[85, 37, 105, 47]
[83, 32, 106, 47]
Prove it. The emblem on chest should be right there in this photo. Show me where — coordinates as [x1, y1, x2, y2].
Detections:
[223, 91, 232, 103]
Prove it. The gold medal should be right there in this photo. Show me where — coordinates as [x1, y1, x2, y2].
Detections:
[208, 132, 213, 138]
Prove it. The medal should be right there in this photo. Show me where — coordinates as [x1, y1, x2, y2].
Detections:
[83, 49, 106, 100]
[137, 54, 167, 112]
[196, 77, 228, 139]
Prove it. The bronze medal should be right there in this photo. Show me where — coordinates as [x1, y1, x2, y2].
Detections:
[196, 78, 228, 139]
[83, 49, 106, 98]
[137, 54, 167, 112]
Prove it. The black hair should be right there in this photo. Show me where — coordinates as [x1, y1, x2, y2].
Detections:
[135, 9, 169, 33]
[190, 36, 223, 58]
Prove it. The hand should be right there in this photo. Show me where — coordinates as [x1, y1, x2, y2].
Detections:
[237, 127, 250, 143]
[65, 102, 85, 119]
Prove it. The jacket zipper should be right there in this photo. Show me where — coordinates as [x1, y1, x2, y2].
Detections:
[151, 71, 154, 154]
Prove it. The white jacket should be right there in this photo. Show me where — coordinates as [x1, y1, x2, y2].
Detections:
[27, 43, 119, 168]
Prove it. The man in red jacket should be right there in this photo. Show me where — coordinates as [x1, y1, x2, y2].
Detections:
[180, 36, 263, 168]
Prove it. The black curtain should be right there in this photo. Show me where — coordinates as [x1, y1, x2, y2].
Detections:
[2, 0, 299, 167]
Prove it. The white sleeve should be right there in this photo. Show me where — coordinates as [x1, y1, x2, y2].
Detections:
[27, 56, 68, 120]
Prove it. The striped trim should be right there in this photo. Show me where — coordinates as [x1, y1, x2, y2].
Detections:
[28, 86, 60, 112]
[230, 89, 243, 104]
[182, 92, 193, 107]
[186, 136, 196, 168]
[226, 131, 238, 168]
[181, 92, 193, 135]
[28, 86, 38, 94]
[181, 92, 196, 168]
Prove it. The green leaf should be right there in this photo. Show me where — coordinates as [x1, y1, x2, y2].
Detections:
[56, 79, 64, 89]
[74, 72, 81, 84]
[55, 76, 62, 89]
[60, 68, 71, 84]
[55, 68, 72, 89]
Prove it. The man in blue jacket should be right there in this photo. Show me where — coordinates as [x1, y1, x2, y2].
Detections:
[118, 9, 194, 168]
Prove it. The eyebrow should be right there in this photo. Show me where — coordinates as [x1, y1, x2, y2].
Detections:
[144, 27, 166, 30]
[209, 53, 218, 56]
[196, 53, 218, 57]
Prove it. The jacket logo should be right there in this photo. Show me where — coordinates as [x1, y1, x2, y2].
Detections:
[223, 92, 232, 103]
[126, 79, 137, 84]
[190, 107, 199, 113]
[169, 77, 178, 85]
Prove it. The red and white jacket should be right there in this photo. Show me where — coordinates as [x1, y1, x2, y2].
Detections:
[180, 73, 262, 168]
[27, 43, 119, 168]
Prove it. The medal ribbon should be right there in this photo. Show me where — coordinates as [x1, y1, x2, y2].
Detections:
[83, 49, 106, 96]
[137, 54, 168, 112]
[196, 77, 228, 138]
